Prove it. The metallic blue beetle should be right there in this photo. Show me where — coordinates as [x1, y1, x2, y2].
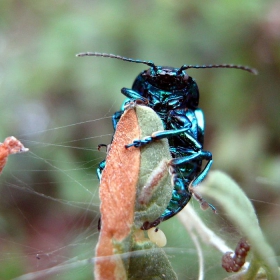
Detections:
[77, 52, 256, 230]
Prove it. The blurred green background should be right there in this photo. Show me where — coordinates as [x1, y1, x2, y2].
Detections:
[0, 0, 279, 279]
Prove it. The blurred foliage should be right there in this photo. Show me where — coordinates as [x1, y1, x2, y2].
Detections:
[0, 0, 279, 279]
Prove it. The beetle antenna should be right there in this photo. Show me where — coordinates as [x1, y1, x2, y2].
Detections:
[76, 52, 157, 70]
[177, 64, 258, 75]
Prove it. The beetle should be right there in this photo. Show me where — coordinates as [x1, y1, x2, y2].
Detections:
[77, 52, 256, 229]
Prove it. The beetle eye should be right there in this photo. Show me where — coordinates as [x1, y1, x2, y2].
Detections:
[142, 69, 149, 78]
[183, 73, 189, 82]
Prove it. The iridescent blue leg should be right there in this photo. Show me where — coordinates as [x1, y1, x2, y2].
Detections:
[97, 160, 106, 180]
[121, 88, 148, 103]
[171, 150, 213, 186]
[112, 110, 123, 130]
[192, 158, 212, 186]
[126, 127, 202, 151]
[171, 152, 215, 210]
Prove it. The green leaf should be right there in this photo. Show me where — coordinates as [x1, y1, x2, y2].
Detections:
[128, 104, 176, 279]
[133, 105, 173, 228]
[128, 238, 177, 280]
[95, 104, 177, 279]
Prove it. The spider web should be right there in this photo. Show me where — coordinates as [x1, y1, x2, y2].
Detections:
[1, 110, 278, 280]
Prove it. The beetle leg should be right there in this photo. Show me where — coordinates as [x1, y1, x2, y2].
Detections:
[192, 158, 213, 186]
[125, 127, 202, 150]
[112, 110, 123, 130]
[97, 160, 106, 180]
[121, 88, 148, 103]
[97, 144, 108, 151]
[171, 150, 212, 186]
[189, 184, 216, 212]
